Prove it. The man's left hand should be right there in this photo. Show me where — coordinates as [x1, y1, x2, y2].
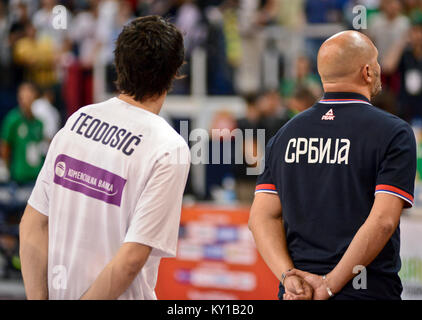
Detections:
[282, 274, 313, 300]
[283, 269, 331, 300]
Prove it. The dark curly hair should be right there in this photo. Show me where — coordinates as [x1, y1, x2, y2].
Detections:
[114, 16, 184, 102]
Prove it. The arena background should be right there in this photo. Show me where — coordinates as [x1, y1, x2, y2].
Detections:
[0, 0, 421, 300]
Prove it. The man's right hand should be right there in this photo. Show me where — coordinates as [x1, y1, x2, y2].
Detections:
[282, 275, 313, 300]
[284, 269, 331, 300]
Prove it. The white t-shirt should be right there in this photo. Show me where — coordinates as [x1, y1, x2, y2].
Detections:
[28, 97, 191, 300]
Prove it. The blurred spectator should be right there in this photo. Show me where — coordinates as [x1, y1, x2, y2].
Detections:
[96, 0, 134, 93]
[258, 89, 288, 143]
[8, 1, 31, 48]
[367, 0, 410, 97]
[13, 23, 56, 90]
[65, 0, 100, 112]
[0, 1, 8, 76]
[1, 0, 421, 203]
[6, 1, 31, 108]
[235, 0, 262, 93]
[305, 0, 348, 24]
[275, 0, 306, 28]
[287, 85, 318, 115]
[403, 0, 422, 16]
[0, 0, 16, 119]
[235, 92, 263, 203]
[32, 0, 72, 110]
[171, 0, 208, 94]
[237, 93, 263, 186]
[384, 13, 422, 121]
[210, 109, 238, 137]
[207, 109, 238, 200]
[355, 0, 380, 15]
[69, 0, 100, 69]
[1, 82, 44, 185]
[206, 0, 238, 95]
[398, 14, 422, 122]
[280, 55, 322, 99]
[32, 88, 60, 142]
[304, 0, 349, 65]
[32, 0, 71, 51]
[371, 89, 399, 115]
[9, 0, 38, 22]
[368, 0, 410, 63]
[233, 87, 316, 202]
[237, 92, 261, 132]
[174, 0, 207, 56]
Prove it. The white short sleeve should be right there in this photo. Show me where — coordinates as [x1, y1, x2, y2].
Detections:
[124, 143, 190, 257]
[27, 147, 53, 216]
[27, 130, 62, 216]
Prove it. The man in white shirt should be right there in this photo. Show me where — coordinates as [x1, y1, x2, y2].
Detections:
[32, 94, 60, 141]
[19, 16, 190, 300]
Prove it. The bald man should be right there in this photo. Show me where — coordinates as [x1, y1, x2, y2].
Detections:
[249, 31, 416, 300]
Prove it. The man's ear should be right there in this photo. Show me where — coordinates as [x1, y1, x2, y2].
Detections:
[362, 64, 371, 84]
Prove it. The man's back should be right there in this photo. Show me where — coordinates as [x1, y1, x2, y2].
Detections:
[251, 30, 417, 300]
[28, 97, 190, 299]
[257, 92, 416, 277]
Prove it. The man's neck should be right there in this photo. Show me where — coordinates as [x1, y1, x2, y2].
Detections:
[117, 93, 165, 115]
[322, 83, 371, 101]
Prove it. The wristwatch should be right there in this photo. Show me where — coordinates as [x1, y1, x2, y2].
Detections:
[281, 269, 292, 287]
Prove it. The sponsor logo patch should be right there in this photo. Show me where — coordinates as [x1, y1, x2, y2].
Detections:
[53, 154, 126, 206]
[321, 108, 335, 120]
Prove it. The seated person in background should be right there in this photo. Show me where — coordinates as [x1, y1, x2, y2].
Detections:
[258, 88, 316, 147]
[287, 86, 318, 116]
[258, 89, 289, 144]
[1, 82, 44, 185]
[237, 93, 261, 133]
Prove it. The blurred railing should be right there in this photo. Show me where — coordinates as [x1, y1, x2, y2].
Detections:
[94, 24, 346, 102]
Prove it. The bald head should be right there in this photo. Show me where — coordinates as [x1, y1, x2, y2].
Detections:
[318, 31, 378, 82]
[317, 31, 382, 99]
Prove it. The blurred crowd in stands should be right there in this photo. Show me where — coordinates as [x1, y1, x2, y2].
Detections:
[0, 0, 421, 181]
[0, 0, 422, 277]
